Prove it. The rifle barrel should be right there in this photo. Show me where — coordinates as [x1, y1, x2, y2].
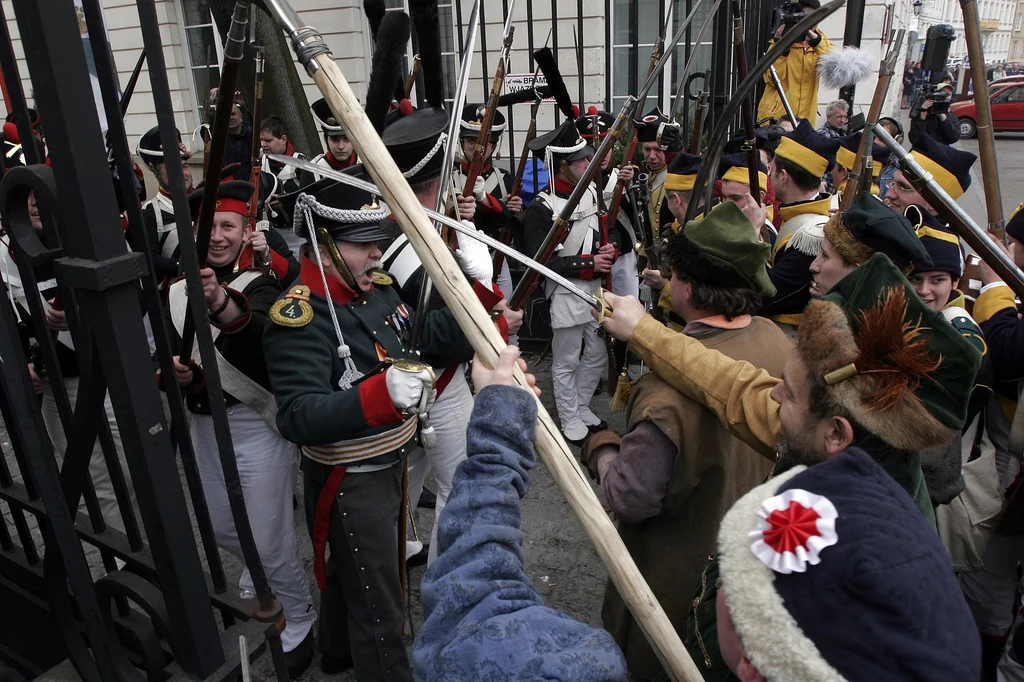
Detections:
[179, 1, 249, 359]
[874, 122, 1024, 299]
[119, 49, 146, 117]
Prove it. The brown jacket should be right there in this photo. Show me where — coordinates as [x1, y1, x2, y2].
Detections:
[598, 316, 792, 679]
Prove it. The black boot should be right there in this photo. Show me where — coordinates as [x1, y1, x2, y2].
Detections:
[320, 653, 354, 676]
[284, 629, 315, 678]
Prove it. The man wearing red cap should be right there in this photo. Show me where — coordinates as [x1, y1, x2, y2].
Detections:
[163, 180, 317, 676]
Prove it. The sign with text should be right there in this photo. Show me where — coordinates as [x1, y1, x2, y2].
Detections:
[503, 74, 555, 101]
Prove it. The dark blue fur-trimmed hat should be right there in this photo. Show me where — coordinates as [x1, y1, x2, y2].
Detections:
[775, 118, 841, 177]
[717, 449, 981, 682]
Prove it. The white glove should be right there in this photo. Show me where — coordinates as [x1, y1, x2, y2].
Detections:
[455, 219, 493, 284]
[385, 365, 436, 412]
[473, 176, 487, 202]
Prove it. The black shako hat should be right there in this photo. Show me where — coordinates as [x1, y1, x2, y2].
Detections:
[311, 98, 347, 137]
[382, 107, 450, 182]
[137, 125, 189, 165]
[459, 103, 506, 143]
[529, 118, 593, 163]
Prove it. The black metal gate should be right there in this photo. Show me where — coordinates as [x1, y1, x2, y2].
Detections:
[0, 0, 287, 679]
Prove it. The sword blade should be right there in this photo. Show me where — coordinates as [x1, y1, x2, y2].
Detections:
[269, 154, 603, 311]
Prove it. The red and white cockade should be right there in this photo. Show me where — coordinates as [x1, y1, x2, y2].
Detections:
[748, 488, 839, 574]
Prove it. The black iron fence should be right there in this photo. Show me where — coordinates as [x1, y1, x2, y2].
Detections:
[0, 0, 287, 679]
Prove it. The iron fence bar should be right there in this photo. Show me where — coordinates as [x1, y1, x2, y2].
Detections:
[0, 176, 116, 544]
[0, 504, 13, 551]
[135, 0, 287, 677]
[78, 0, 225, 585]
[11, 0, 225, 674]
[0, 215, 121, 682]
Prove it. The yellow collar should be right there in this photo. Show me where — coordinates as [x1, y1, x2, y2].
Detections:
[779, 195, 832, 223]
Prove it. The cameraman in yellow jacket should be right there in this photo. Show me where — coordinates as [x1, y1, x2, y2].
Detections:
[757, 0, 833, 127]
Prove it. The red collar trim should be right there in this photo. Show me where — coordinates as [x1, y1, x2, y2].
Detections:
[460, 158, 493, 174]
[553, 177, 576, 194]
[285, 142, 295, 156]
[300, 255, 368, 305]
[326, 151, 357, 170]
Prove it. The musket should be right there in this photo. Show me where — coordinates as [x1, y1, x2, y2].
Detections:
[688, 76, 710, 154]
[494, 60, 547, 276]
[261, 0, 707, 675]
[731, 0, 762, 205]
[873, 123, 1024, 299]
[405, 0, 482, 355]
[768, 65, 798, 126]
[838, 29, 903, 212]
[404, 54, 421, 98]
[683, 0, 846, 225]
[633, 172, 657, 271]
[239, 40, 266, 274]
[960, 0, 1005, 235]
[179, 2, 249, 360]
[509, 0, 705, 311]
[605, 39, 661, 232]
[460, 24, 515, 196]
[508, 64, 545, 199]
[119, 48, 146, 117]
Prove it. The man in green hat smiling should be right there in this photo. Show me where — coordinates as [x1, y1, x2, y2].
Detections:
[581, 201, 794, 680]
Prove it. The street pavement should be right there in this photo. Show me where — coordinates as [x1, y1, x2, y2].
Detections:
[951, 132, 1024, 228]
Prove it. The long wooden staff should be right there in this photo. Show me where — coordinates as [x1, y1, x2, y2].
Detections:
[259, 0, 703, 677]
[960, 0, 1005, 236]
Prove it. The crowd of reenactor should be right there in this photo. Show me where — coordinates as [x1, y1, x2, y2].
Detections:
[5, 0, 1024, 679]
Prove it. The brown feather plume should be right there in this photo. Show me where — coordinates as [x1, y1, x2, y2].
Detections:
[851, 287, 943, 411]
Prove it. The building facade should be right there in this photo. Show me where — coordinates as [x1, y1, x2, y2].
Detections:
[911, 0, 1015, 64]
[1, 0, 918, 173]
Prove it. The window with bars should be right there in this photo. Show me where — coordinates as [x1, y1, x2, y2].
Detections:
[178, 0, 222, 117]
[609, 0, 715, 117]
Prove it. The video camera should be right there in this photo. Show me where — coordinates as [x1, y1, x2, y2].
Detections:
[911, 24, 956, 116]
[774, 0, 810, 33]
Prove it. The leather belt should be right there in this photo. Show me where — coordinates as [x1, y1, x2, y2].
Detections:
[300, 416, 418, 465]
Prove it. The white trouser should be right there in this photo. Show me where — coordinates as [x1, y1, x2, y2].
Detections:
[551, 319, 606, 438]
[279, 228, 306, 263]
[610, 251, 639, 300]
[191, 404, 315, 652]
[43, 376, 140, 536]
[406, 370, 473, 566]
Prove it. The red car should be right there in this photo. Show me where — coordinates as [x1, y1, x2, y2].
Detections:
[951, 84, 1024, 138]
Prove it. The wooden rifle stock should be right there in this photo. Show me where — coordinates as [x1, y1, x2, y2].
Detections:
[731, 1, 761, 204]
[404, 55, 421, 99]
[461, 27, 515, 195]
[509, 113, 537, 198]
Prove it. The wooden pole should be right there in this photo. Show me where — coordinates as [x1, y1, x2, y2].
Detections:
[960, 0, 1005, 235]
[306, 54, 702, 682]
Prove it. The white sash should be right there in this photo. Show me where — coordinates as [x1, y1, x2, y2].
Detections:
[168, 272, 279, 433]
